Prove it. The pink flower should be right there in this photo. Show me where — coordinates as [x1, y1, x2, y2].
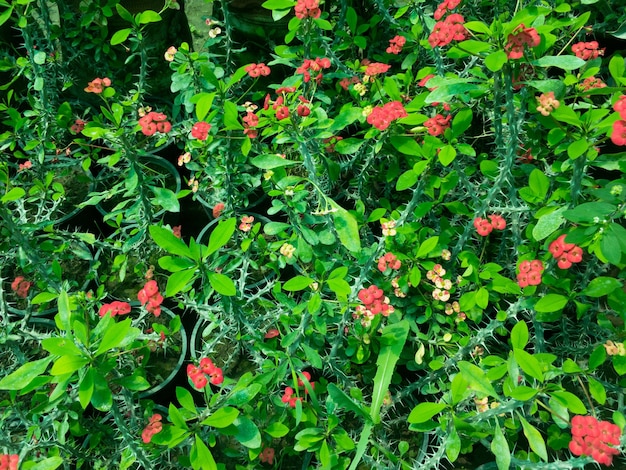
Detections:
[191, 121, 211, 140]
[0, 454, 19, 470]
[265, 328, 280, 339]
[245, 63, 271, 78]
[99, 301, 132, 318]
[11, 276, 31, 298]
[611, 120, 626, 146]
[364, 62, 391, 76]
[259, 447, 275, 464]
[276, 106, 290, 120]
[424, 113, 452, 136]
[294, 0, 321, 19]
[572, 41, 604, 60]
[141, 414, 163, 443]
[428, 14, 466, 48]
[212, 202, 225, 218]
[505, 24, 540, 59]
[84, 77, 111, 94]
[138, 280, 162, 316]
[386, 35, 406, 54]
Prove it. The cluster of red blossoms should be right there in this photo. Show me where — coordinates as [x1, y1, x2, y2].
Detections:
[138, 111, 172, 136]
[428, 13, 466, 48]
[611, 95, 626, 146]
[84, 77, 111, 94]
[364, 61, 391, 77]
[141, 414, 163, 444]
[473, 214, 507, 237]
[549, 234, 583, 269]
[294, 0, 321, 19]
[243, 111, 259, 138]
[424, 113, 451, 136]
[569, 415, 622, 466]
[99, 300, 132, 318]
[572, 41, 605, 60]
[386, 35, 406, 54]
[434, 0, 461, 20]
[245, 63, 271, 78]
[259, 447, 275, 465]
[296, 57, 331, 83]
[282, 372, 315, 408]
[70, 118, 86, 133]
[212, 202, 225, 218]
[11, 276, 31, 299]
[187, 357, 224, 389]
[354, 285, 394, 327]
[367, 101, 407, 131]
[517, 260, 544, 288]
[505, 24, 540, 59]
[0, 454, 18, 470]
[191, 121, 211, 140]
[377, 252, 401, 272]
[138, 280, 163, 317]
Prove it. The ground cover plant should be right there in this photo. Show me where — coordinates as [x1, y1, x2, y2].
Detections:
[1, 0, 626, 468]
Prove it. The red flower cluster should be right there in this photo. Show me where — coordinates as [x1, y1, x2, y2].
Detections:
[473, 214, 506, 237]
[504, 24, 540, 60]
[569, 415, 621, 466]
[297, 96, 311, 117]
[11, 276, 31, 299]
[294, 0, 321, 19]
[424, 113, 452, 136]
[138, 280, 163, 317]
[245, 63, 271, 78]
[187, 357, 224, 389]
[212, 202, 225, 218]
[281, 372, 315, 408]
[339, 76, 360, 91]
[243, 111, 259, 139]
[191, 121, 211, 140]
[70, 119, 86, 133]
[434, 0, 462, 20]
[428, 13, 466, 48]
[578, 76, 606, 93]
[611, 95, 626, 146]
[84, 77, 111, 94]
[549, 234, 583, 269]
[572, 41, 604, 60]
[296, 57, 331, 83]
[517, 260, 543, 288]
[259, 447, 275, 464]
[386, 35, 406, 54]
[366, 101, 407, 131]
[138, 112, 172, 136]
[364, 62, 391, 77]
[0, 454, 18, 470]
[377, 252, 401, 272]
[99, 301, 132, 318]
[356, 285, 394, 317]
[141, 414, 163, 444]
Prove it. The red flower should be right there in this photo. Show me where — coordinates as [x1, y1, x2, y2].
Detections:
[243, 112, 259, 128]
[424, 113, 451, 136]
[367, 101, 407, 130]
[138, 280, 162, 317]
[84, 77, 111, 94]
[212, 202, 225, 218]
[11, 276, 31, 299]
[172, 225, 182, 238]
[572, 41, 604, 60]
[473, 217, 493, 236]
[0, 454, 19, 470]
[386, 35, 406, 54]
[504, 24, 540, 59]
[488, 214, 506, 230]
[139, 111, 171, 136]
[611, 120, 626, 146]
[297, 104, 311, 117]
[364, 62, 391, 76]
[259, 447, 275, 465]
[99, 301, 132, 318]
[276, 106, 290, 120]
[245, 63, 271, 78]
[294, 0, 321, 19]
[264, 328, 280, 339]
[613, 95, 626, 120]
[141, 414, 163, 443]
[70, 119, 86, 133]
[428, 14, 466, 48]
[377, 252, 401, 272]
[569, 416, 621, 466]
[191, 121, 211, 140]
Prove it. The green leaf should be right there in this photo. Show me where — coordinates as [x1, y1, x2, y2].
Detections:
[283, 275, 314, 291]
[533, 55, 586, 70]
[1, 187, 25, 203]
[563, 202, 616, 223]
[416, 236, 439, 258]
[91, 373, 112, 411]
[485, 50, 508, 72]
[165, 269, 197, 297]
[407, 402, 447, 423]
[230, 417, 262, 448]
[446, 426, 461, 462]
[251, 154, 299, 169]
[42, 337, 82, 357]
[51, 355, 88, 376]
[396, 169, 417, 191]
[567, 139, 589, 160]
[29, 456, 63, 470]
[201, 407, 240, 428]
[265, 422, 290, 438]
[528, 169, 550, 199]
[326, 278, 351, 300]
[191, 435, 217, 470]
[458, 362, 498, 398]
[222, 100, 243, 130]
[0, 357, 51, 390]
[208, 272, 236, 296]
[193, 92, 216, 122]
[151, 187, 180, 213]
[532, 207, 565, 241]
[451, 108, 473, 137]
[264, 222, 292, 235]
[588, 377, 606, 405]
[509, 386, 538, 401]
[582, 277, 622, 297]
[390, 136, 423, 156]
[329, 201, 361, 253]
[95, 318, 133, 356]
[150, 225, 191, 258]
[511, 321, 529, 350]
[137, 10, 162, 24]
[176, 386, 197, 413]
[79, 367, 95, 409]
[206, 217, 237, 257]
[110, 28, 130, 45]
[327, 384, 370, 421]
[491, 421, 511, 470]
[609, 54, 625, 82]
[371, 320, 409, 424]
[514, 348, 544, 382]
[334, 138, 364, 155]
[262, 0, 296, 9]
[550, 391, 587, 414]
[534, 294, 568, 313]
[438, 145, 457, 166]
[519, 414, 548, 461]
